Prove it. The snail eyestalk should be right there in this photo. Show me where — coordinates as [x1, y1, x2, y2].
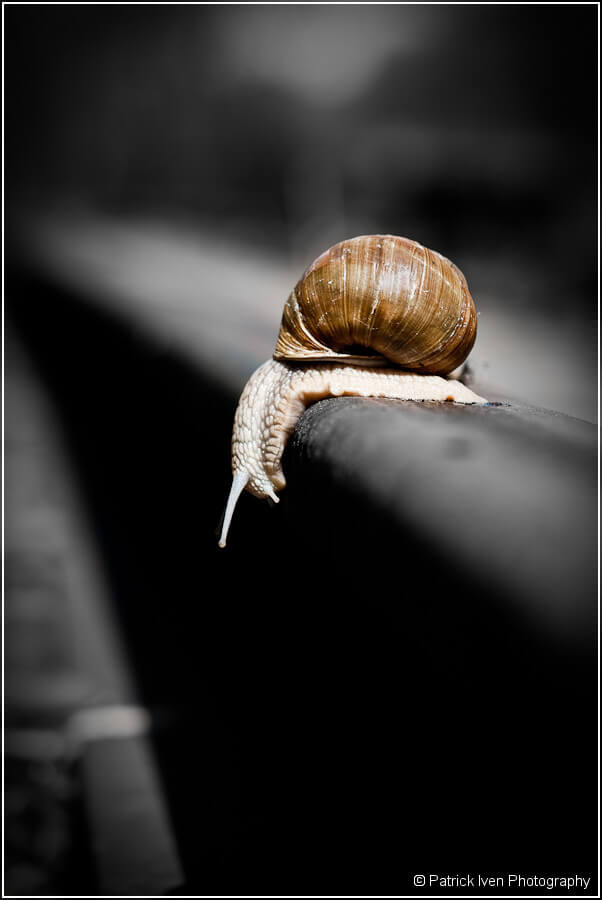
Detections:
[218, 469, 249, 548]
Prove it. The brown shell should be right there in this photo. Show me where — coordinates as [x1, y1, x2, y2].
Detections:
[274, 234, 477, 375]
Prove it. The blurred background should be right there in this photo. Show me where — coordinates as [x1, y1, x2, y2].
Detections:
[4, 4, 598, 896]
[6, 3, 598, 417]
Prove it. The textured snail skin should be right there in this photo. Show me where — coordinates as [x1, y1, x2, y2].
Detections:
[218, 359, 486, 547]
[218, 234, 486, 547]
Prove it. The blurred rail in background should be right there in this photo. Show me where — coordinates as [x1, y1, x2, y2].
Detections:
[4, 4, 597, 896]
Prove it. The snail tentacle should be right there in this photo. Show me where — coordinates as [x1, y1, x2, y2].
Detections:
[218, 469, 249, 549]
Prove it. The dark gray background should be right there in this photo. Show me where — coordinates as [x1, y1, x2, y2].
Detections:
[4, 4, 598, 896]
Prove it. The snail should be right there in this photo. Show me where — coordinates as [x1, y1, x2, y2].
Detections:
[218, 234, 487, 547]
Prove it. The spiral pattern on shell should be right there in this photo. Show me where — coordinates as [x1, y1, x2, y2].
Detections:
[274, 234, 477, 375]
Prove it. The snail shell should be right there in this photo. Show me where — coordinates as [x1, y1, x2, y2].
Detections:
[218, 235, 486, 547]
[275, 234, 477, 374]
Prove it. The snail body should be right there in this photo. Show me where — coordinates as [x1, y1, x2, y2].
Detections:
[219, 235, 486, 547]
